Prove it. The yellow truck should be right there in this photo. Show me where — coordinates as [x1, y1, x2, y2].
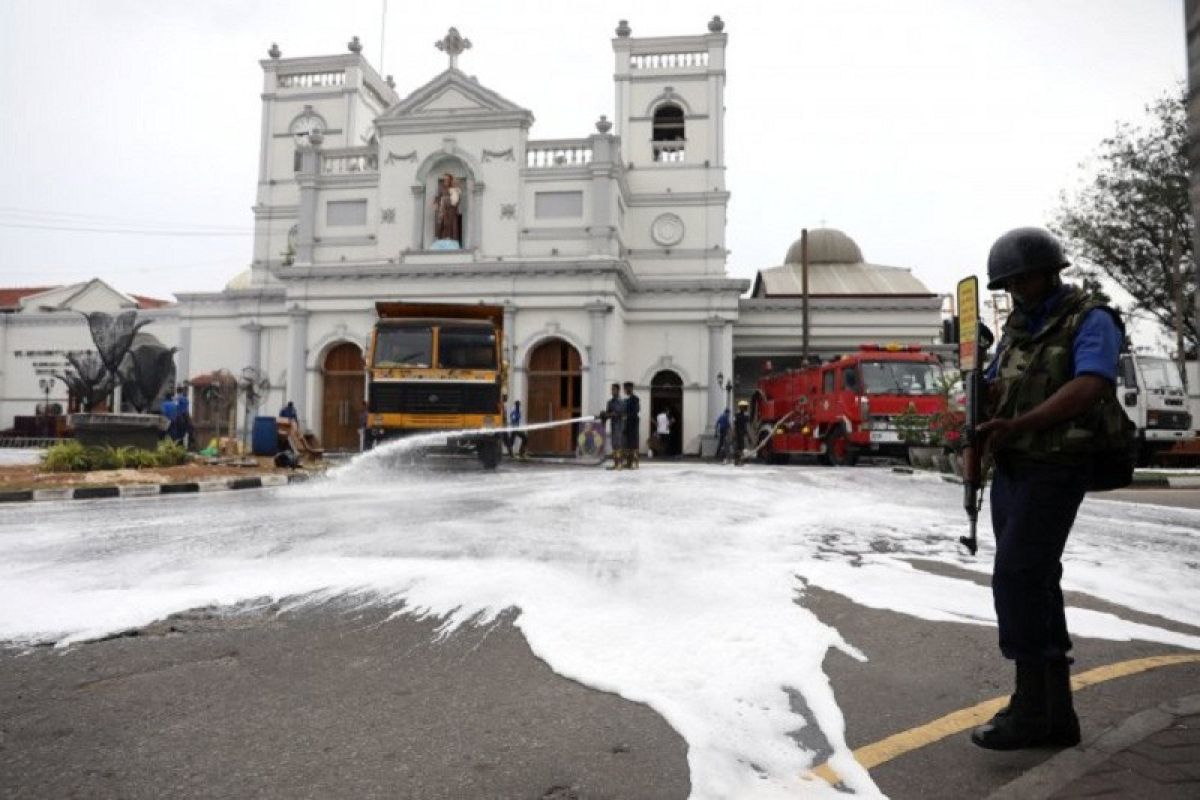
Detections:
[364, 302, 506, 468]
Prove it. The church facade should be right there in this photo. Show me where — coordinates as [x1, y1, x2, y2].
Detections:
[0, 20, 944, 454]
[180, 20, 745, 454]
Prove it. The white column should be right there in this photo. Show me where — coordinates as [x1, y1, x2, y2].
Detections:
[176, 324, 192, 389]
[586, 301, 611, 412]
[241, 322, 264, 439]
[286, 307, 310, 426]
[706, 316, 726, 434]
[503, 302, 517, 401]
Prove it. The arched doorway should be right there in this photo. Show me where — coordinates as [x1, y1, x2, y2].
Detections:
[322, 343, 365, 452]
[526, 338, 582, 455]
[650, 370, 683, 457]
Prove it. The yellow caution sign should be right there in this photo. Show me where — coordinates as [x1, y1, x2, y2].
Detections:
[957, 276, 979, 371]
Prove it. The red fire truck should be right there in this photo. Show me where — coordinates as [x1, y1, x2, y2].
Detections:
[751, 344, 950, 466]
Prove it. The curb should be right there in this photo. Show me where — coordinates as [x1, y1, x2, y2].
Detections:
[984, 691, 1200, 800]
[0, 473, 310, 504]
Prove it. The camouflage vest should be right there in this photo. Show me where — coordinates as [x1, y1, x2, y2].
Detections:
[993, 286, 1131, 464]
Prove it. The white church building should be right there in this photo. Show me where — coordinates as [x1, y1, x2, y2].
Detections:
[0, 19, 942, 455]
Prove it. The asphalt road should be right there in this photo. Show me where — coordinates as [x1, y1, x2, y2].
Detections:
[1, 463, 1197, 799]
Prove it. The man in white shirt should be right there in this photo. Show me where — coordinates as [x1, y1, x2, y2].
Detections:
[655, 409, 671, 457]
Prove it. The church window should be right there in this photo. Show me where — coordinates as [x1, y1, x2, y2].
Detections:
[293, 149, 302, 173]
[327, 200, 367, 226]
[534, 191, 583, 219]
[652, 103, 686, 163]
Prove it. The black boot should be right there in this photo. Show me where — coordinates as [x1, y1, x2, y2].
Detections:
[1044, 659, 1081, 747]
[971, 661, 1049, 750]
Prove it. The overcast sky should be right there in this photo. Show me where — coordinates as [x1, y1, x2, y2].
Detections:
[0, 0, 1186, 327]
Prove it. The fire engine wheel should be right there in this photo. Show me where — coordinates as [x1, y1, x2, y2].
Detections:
[826, 427, 858, 467]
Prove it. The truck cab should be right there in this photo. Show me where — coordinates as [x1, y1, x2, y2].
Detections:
[365, 302, 506, 468]
[1116, 353, 1194, 466]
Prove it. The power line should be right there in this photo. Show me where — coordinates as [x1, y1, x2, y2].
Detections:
[0, 205, 249, 232]
[0, 221, 253, 236]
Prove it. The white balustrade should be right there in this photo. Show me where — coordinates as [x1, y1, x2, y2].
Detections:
[630, 52, 709, 70]
[321, 152, 379, 174]
[526, 141, 594, 168]
[653, 142, 686, 163]
[278, 71, 346, 89]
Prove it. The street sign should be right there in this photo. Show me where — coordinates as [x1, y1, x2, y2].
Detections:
[957, 276, 979, 371]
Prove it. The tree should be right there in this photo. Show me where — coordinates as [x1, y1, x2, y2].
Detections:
[1054, 88, 1196, 375]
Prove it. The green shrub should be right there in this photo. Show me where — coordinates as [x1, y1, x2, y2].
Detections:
[42, 440, 90, 472]
[154, 439, 188, 467]
[123, 447, 161, 468]
[41, 439, 190, 472]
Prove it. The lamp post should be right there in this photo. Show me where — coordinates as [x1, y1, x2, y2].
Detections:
[38, 377, 53, 416]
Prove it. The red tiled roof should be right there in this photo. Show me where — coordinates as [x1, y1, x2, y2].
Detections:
[0, 286, 56, 310]
[131, 294, 174, 309]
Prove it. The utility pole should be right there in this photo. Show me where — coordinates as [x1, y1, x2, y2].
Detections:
[1185, 0, 1200, 386]
[800, 228, 810, 364]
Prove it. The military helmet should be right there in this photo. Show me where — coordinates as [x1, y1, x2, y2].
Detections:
[986, 227, 1069, 290]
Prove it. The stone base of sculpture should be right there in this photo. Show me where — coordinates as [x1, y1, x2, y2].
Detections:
[70, 413, 169, 450]
[430, 238, 461, 250]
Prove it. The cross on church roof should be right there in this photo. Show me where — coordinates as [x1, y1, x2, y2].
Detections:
[435, 27, 472, 69]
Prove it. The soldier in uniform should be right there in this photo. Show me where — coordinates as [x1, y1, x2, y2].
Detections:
[971, 227, 1129, 751]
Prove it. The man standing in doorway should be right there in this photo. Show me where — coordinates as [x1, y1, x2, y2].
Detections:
[655, 407, 671, 457]
[622, 381, 641, 470]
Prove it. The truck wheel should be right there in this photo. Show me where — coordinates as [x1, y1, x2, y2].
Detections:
[826, 427, 858, 467]
[478, 438, 501, 470]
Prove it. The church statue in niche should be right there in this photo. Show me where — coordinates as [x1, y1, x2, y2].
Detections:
[431, 173, 463, 249]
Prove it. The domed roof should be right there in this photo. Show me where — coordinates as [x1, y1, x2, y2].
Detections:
[784, 228, 863, 265]
[224, 268, 253, 290]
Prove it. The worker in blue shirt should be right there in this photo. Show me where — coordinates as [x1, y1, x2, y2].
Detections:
[970, 228, 1128, 752]
[508, 400, 528, 459]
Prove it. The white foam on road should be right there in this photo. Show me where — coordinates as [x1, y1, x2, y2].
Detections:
[1, 460, 1198, 798]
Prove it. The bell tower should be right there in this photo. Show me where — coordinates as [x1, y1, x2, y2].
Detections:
[612, 16, 727, 171]
[611, 17, 730, 277]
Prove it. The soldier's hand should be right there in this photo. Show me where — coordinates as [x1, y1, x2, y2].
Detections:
[977, 417, 1019, 446]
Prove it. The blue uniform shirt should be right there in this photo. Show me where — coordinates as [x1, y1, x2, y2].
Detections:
[984, 285, 1121, 383]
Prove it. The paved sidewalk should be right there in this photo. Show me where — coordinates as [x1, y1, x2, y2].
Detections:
[1049, 709, 1200, 799]
[988, 693, 1200, 799]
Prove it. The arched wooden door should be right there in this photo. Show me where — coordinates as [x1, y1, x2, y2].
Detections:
[650, 370, 684, 456]
[322, 343, 365, 452]
[526, 338, 582, 455]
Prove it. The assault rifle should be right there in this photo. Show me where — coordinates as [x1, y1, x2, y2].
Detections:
[956, 277, 994, 556]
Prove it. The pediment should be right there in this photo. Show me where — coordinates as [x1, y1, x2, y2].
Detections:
[381, 68, 532, 123]
[21, 278, 138, 313]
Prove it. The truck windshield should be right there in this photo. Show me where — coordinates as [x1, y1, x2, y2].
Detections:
[860, 361, 943, 395]
[437, 326, 497, 370]
[1138, 358, 1185, 392]
[374, 326, 433, 367]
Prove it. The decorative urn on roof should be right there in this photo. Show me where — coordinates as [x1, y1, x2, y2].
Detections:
[595, 115, 612, 134]
[268, 42, 281, 59]
[347, 35, 363, 54]
[708, 15, 725, 33]
[615, 19, 632, 38]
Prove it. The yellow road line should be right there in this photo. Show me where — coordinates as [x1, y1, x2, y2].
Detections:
[808, 653, 1200, 785]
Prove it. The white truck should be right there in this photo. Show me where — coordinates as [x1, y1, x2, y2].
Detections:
[1116, 353, 1194, 466]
